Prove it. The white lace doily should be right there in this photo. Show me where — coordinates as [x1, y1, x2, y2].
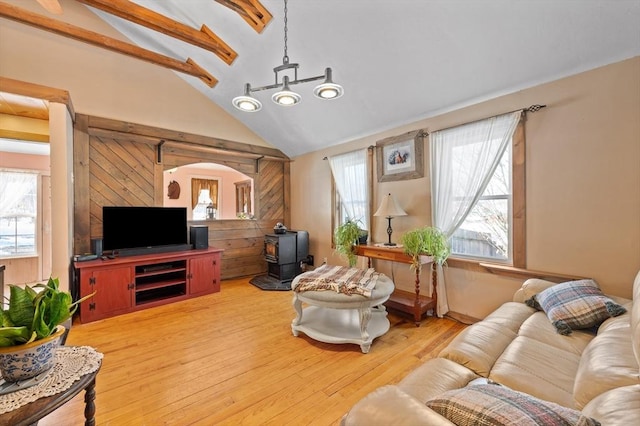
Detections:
[0, 346, 103, 414]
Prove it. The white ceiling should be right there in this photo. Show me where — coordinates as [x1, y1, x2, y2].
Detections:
[85, 1, 640, 157]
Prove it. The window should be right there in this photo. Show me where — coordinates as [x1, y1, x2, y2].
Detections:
[329, 149, 370, 229]
[234, 180, 252, 216]
[450, 143, 511, 260]
[191, 178, 219, 220]
[0, 170, 38, 257]
[430, 111, 523, 265]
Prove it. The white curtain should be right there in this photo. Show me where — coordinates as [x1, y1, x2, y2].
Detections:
[0, 170, 36, 216]
[429, 111, 521, 317]
[328, 149, 369, 231]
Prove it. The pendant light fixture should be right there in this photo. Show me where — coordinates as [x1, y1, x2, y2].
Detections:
[232, 0, 344, 112]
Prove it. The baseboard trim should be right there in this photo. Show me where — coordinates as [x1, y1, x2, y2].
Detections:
[445, 311, 480, 325]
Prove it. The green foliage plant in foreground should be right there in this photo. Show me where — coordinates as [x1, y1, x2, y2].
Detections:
[0, 277, 92, 347]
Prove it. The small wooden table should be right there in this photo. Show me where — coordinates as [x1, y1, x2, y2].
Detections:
[355, 244, 437, 326]
[0, 363, 101, 426]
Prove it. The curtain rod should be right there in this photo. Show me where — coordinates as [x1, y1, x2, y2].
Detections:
[322, 145, 374, 160]
[321, 104, 546, 159]
[422, 104, 546, 136]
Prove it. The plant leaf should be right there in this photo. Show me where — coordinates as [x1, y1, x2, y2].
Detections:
[7, 285, 36, 328]
[46, 292, 73, 328]
[32, 298, 53, 339]
[0, 326, 30, 347]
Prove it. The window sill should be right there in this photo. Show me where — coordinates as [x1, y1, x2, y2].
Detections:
[0, 254, 38, 261]
[446, 257, 586, 283]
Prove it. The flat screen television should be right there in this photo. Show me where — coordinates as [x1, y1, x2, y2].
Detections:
[102, 206, 190, 256]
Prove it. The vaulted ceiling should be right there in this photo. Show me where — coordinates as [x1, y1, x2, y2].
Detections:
[3, 0, 640, 157]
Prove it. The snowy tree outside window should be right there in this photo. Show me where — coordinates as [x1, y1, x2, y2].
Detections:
[0, 170, 37, 257]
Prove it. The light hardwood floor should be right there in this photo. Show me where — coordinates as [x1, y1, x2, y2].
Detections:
[39, 277, 466, 425]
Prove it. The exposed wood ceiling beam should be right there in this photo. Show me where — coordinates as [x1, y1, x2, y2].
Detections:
[0, 2, 217, 87]
[215, 0, 272, 33]
[36, 0, 62, 15]
[75, 0, 238, 65]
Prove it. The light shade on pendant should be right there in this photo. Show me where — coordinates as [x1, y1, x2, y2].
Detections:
[232, 84, 262, 112]
[313, 68, 344, 100]
[272, 76, 301, 106]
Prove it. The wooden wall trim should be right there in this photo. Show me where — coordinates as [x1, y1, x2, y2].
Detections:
[283, 160, 291, 226]
[0, 76, 75, 119]
[73, 114, 90, 254]
[512, 118, 526, 268]
[446, 258, 586, 283]
[82, 114, 288, 159]
[479, 263, 587, 283]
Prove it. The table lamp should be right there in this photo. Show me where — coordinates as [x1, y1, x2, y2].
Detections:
[374, 193, 407, 246]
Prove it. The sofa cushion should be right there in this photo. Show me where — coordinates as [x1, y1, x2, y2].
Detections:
[518, 311, 595, 355]
[489, 336, 581, 408]
[573, 321, 639, 408]
[425, 384, 600, 426]
[439, 303, 534, 377]
[481, 301, 538, 331]
[525, 279, 627, 335]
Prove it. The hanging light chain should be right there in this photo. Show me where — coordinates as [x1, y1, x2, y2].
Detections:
[282, 0, 289, 64]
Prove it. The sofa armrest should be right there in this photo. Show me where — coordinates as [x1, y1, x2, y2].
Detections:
[341, 385, 456, 426]
[513, 278, 558, 303]
[581, 385, 640, 424]
[398, 358, 479, 402]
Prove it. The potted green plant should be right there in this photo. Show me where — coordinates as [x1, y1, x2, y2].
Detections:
[334, 218, 365, 267]
[0, 277, 92, 382]
[401, 226, 451, 273]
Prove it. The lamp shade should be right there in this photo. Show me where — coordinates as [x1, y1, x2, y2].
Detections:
[272, 76, 301, 106]
[374, 193, 407, 217]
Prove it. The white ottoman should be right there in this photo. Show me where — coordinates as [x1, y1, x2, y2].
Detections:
[291, 271, 394, 353]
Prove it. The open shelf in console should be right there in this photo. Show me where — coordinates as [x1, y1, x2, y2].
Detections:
[134, 260, 187, 305]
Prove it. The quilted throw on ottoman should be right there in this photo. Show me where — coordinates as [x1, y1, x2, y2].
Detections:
[293, 265, 380, 297]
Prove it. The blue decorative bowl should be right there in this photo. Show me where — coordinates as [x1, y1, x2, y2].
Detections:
[0, 325, 65, 382]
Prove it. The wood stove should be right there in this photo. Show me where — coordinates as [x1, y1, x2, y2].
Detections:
[264, 231, 308, 283]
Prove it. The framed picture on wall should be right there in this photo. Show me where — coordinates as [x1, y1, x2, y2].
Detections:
[376, 130, 425, 182]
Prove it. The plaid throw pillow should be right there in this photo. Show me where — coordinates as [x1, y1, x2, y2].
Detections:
[525, 279, 626, 335]
[426, 384, 601, 426]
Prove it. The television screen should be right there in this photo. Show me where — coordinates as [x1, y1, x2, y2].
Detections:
[102, 206, 188, 253]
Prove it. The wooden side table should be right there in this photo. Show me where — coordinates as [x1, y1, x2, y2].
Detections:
[355, 244, 437, 326]
[0, 346, 102, 426]
[0, 366, 100, 426]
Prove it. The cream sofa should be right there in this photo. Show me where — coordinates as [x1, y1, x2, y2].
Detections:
[341, 271, 640, 425]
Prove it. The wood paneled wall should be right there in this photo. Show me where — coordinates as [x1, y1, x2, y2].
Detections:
[73, 114, 290, 279]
